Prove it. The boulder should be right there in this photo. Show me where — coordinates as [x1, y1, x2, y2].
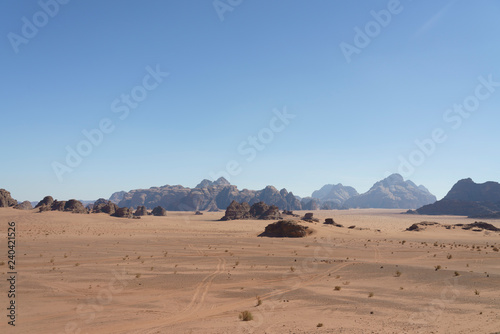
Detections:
[93, 200, 118, 215]
[195, 211, 203, 215]
[14, 201, 33, 210]
[324, 218, 343, 227]
[36, 196, 54, 209]
[64, 199, 88, 214]
[302, 212, 319, 222]
[0, 189, 17, 207]
[152, 206, 167, 216]
[113, 207, 132, 218]
[260, 220, 312, 238]
[134, 205, 148, 216]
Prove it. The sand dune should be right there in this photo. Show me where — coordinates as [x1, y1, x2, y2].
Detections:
[1, 208, 499, 334]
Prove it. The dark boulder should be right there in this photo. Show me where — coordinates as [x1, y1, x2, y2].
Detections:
[0, 189, 17, 207]
[14, 201, 33, 210]
[195, 211, 203, 215]
[260, 220, 312, 238]
[113, 207, 132, 218]
[134, 205, 148, 216]
[302, 212, 319, 222]
[152, 206, 167, 216]
[35, 196, 54, 209]
[93, 200, 118, 215]
[64, 200, 88, 214]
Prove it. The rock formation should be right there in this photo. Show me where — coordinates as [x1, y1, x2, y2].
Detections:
[113, 207, 132, 218]
[221, 201, 282, 221]
[152, 206, 167, 216]
[14, 201, 33, 210]
[0, 189, 17, 207]
[92, 198, 118, 215]
[36, 196, 54, 209]
[260, 220, 312, 238]
[134, 206, 148, 216]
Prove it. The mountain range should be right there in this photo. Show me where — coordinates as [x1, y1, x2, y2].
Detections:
[109, 173, 436, 211]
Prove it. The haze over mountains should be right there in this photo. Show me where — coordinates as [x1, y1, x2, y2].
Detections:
[109, 173, 436, 211]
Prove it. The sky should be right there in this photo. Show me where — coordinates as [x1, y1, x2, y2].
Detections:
[1, 0, 499, 202]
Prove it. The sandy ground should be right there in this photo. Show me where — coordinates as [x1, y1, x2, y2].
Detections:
[0, 208, 499, 334]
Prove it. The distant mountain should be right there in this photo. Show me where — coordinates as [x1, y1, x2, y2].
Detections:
[109, 191, 127, 204]
[113, 177, 302, 211]
[344, 174, 436, 209]
[311, 183, 358, 205]
[417, 178, 500, 217]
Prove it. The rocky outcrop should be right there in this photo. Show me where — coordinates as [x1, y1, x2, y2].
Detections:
[38, 199, 88, 214]
[152, 206, 167, 216]
[260, 220, 312, 238]
[417, 178, 500, 217]
[14, 201, 33, 210]
[0, 189, 17, 207]
[36, 196, 54, 209]
[220, 201, 251, 220]
[134, 206, 147, 216]
[113, 207, 132, 218]
[92, 199, 118, 215]
[302, 212, 319, 222]
[64, 200, 88, 214]
[344, 174, 436, 209]
[221, 201, 282, 221]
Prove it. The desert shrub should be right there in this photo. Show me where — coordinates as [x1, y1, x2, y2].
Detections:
[239, 310, 253, 321]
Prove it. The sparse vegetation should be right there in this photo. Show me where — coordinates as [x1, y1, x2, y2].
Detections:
[447, 254, 452, 259]
[395, 270, 401, 277]
[368, 292, 374, 298]
[474, 289, 480, 296]
[256, 296, 262, 306]
[435, 265, 441, 271]
[239, 310, 253, 321]
[317, 323, 324, 327]
[334, 286, 341, 291]
[454, 271, 460, 276]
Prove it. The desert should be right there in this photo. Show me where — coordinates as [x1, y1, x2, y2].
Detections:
[1, 207, 499, 334]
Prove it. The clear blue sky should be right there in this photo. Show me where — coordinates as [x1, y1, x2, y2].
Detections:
[1, 0, 499, 202]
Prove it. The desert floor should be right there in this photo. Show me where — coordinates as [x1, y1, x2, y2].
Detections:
[1, 208, 499, 334]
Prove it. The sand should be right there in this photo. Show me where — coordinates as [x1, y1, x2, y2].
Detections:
[1, 208, 499, 334]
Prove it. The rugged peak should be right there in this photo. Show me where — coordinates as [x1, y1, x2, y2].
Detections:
[382, 173, 404, 185]
[214, 177, 230, 186]
[196, 177, 230, 188]
[195, 179, 213, 188]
